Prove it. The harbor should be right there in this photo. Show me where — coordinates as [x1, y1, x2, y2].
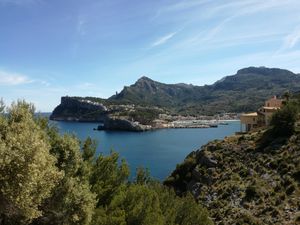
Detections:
[155, 120, 232, 129]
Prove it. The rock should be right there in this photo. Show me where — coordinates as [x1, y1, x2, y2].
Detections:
[192, 168, 213, 185]
[101, 117, 152, 132]
[50, 96, 108, 122]
[248, 169, 255, 176]
[192, 168, 203, 181]
[207, 168, 216, 175]
[60, 97, 107, 111]
[197, 151, 218, 168]
[187, 180, 202, 197]
[206, 144, 218, 151]
[289, 135, 298, 143]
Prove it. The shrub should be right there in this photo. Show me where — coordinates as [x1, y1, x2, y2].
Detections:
[235, 212, 263, 225]
[270, 103, 298, 137]
[244, 185, 259, 201]
[285, 184, 295, 195]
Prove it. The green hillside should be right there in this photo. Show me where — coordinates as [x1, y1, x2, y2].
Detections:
[164, 99, 300, 224]
[109, 67, 300, 115]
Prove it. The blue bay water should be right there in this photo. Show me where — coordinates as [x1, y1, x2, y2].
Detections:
[51, 121, 240, 180]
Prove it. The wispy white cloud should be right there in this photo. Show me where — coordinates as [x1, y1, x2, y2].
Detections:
[0, 69, 51, 86]
[240, 0, 299, 15]
[77, 15, 87, 36]
[159, 0, 298, 19]
[33, 79, 50, 86]
[197, 0, 299, 41]
[179, 31, 283, 52]
[76, 82, 95, 89]
[162, 0, 212, 13]
[151, 32, 177, 47]
[71, 15, 88, 57]
[152, 0, 300, 53]
[281, 27, 300, 50]
[0, 70, 32, 86]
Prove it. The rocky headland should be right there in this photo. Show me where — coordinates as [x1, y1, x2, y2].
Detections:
[164, 128, 300, 224]
[97, 117, 152, 132]
[50, 96, 108, 122]
[50, 96, 163, 131]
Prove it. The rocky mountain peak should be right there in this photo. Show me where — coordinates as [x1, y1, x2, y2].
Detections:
[135, 76, 154, 84]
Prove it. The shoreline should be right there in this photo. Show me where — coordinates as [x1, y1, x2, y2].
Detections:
[51, 118, 240, 131]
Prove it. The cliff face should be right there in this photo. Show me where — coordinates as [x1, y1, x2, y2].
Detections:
[98, 117, 152, 132]
[50, 97, 154, 131]
[50, 97, 108, 122]
[165, 130, 300, 225]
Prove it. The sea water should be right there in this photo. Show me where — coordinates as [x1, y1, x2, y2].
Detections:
[51, 120, 240, 180]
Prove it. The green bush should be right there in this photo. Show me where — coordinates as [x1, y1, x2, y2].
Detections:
[270, 103, 298, 137]
[244, 185, 259, 201]
[235, 212, 263, 225]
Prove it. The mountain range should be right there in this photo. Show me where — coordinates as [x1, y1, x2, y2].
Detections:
[109, 66, 300, 115]
[51, 66, 300, 119]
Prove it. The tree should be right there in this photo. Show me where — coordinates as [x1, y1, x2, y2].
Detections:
[135, 167, 151, 185]
[152, 184, 213, 225]
[92, 181, 213, 225]
[48, 132, 83, 176]
[175, 194, 213, 225]
[82, 137, 97, 162]
[78, 137, 97, 182]
[106, 184, 165, 225]
[33, 132, 96, 225]
[0, 101, 63, 223]
[0, 99, 213, 225]
[90, 151, 130, 207]
[34, 177, 96, 225]
[0, 98, 5, 113]
[283, 91, 291, 102]
[270, 103, 298, 137]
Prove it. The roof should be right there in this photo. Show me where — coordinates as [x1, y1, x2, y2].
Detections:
[261, 106, 280, 110]
[241, 112, 258, 117]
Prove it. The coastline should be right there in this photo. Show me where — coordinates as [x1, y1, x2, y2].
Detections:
[50, 117, 241, 132]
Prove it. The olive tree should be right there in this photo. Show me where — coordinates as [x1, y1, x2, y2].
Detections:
[0, 101, 63, 223]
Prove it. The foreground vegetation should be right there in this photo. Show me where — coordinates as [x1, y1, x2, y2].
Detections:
[165, 98, 300, 224]
[0, 100, 212, 225]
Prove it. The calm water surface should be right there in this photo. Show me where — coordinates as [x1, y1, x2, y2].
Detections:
[51, 121, 240, 180]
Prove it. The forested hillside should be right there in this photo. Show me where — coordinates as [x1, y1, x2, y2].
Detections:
[0, 100, 212, 225]
[110, 67, 300, 114]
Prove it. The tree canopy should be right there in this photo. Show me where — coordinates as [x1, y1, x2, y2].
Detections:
[0, 100, 212, 225]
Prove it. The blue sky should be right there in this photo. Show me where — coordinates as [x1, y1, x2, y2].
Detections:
[1, 0, 300, 111]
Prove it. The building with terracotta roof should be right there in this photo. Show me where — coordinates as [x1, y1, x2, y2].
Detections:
[240, 96, 283, 132]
